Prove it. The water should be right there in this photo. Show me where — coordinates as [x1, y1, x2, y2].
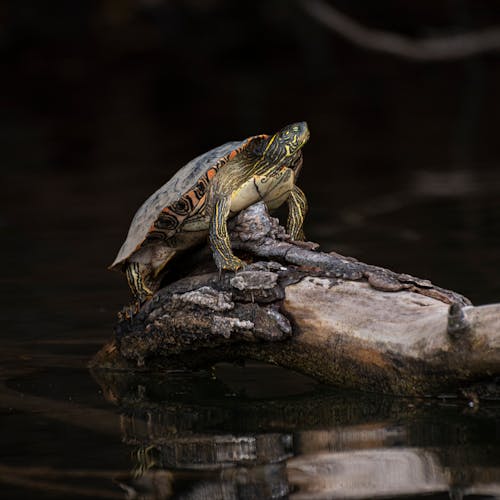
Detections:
[2, 2, 500, 498]
[2, 355, 500, 498]
[2, 157, 500, 500]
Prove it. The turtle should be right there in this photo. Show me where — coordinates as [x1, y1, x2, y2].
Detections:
[110, 121, 310, 305]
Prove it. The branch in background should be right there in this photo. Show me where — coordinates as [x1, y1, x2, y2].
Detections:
[300, 0, 500, 61]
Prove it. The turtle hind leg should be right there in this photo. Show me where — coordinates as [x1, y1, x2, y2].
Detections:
[125, 262, 155, 303]
[117, 262, 155, 321]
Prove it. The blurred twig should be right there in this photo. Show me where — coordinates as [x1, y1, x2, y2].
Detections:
[300, 0, 500, 60]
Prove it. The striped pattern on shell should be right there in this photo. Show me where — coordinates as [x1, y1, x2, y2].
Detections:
[110, 136, 267, 269]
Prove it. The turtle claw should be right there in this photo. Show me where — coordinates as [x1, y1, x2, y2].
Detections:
[223, 257, 246, 273]
[216, 256, 246, 279]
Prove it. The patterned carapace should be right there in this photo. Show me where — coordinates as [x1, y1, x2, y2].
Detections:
[144, 135, 269, 246]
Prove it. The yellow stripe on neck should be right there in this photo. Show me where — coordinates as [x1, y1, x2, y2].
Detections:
[262, 134, 277, 155]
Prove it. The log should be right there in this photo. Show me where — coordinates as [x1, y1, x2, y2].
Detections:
[92, 202, 500, 397]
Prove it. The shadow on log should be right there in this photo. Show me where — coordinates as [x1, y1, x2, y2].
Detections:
[92, 203, 500, 397]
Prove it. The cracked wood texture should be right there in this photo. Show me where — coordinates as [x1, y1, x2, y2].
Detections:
[92, 203, 500, 396]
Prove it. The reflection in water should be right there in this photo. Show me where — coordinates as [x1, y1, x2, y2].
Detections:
[289, 449, 448, 499]
[89, 365, 500, 499]
[0, 345, 499, 498]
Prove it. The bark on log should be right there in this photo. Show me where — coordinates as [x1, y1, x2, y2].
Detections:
[92, 203, 500, 397]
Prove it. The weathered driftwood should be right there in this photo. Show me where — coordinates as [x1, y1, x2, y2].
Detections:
[92, 203, 500, 396]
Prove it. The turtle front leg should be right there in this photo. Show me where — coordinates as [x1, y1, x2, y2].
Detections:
[209, 196, 245, 272]
[287, 185, 308, 241]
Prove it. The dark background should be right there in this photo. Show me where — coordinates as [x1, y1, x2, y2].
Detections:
[1, 2, 500, 498]
[2, 0, 500, 334]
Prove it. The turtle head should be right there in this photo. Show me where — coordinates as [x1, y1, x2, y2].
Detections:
[263, 122, 310, 163]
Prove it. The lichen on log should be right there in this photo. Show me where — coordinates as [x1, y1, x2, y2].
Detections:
[92, 203, 500, 396]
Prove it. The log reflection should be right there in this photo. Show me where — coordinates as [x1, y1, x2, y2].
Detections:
[289, 449, 448, 499]
[92, 366, 500, 499]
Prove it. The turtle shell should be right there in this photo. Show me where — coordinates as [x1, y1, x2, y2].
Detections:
[110, 135, 268, 269]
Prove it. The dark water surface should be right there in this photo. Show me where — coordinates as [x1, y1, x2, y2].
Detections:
[2, 2, 500, 498]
